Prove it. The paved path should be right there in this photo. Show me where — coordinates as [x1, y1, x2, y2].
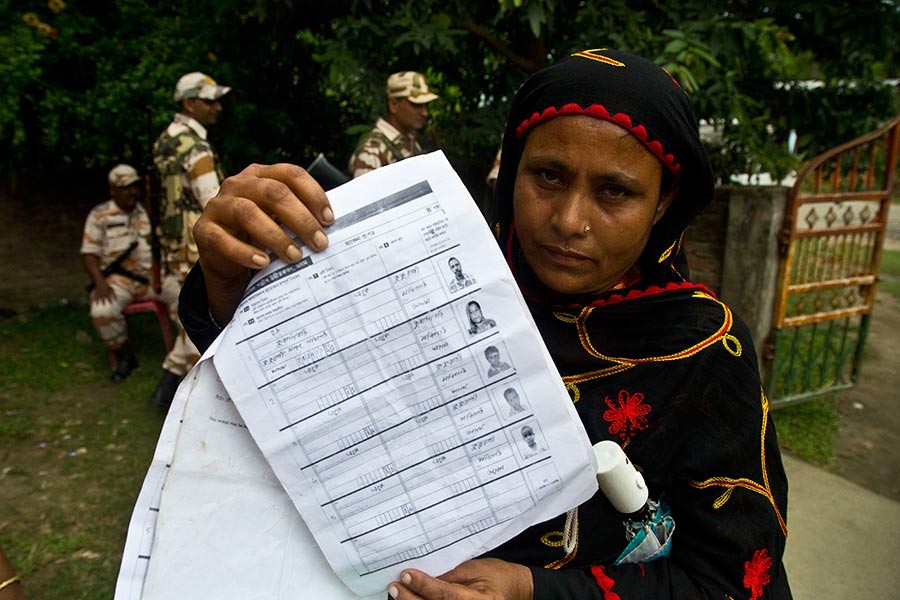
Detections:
[783, 222, 900, 597]
[782, 453, 900, 598]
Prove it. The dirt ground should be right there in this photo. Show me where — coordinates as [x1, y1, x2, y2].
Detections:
[826, 288, 900, 501]
[2, 186, 899, 502]
[825, 205, 900, 501]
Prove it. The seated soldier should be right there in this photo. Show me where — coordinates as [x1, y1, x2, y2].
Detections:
[81, 164, 178, 381]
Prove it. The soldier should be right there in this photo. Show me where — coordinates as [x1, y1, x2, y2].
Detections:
[148, 71, 230, 408]
[81, 164, 179, 382]
[347, 71, 439, 178]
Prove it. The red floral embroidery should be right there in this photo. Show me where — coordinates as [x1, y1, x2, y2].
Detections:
[743, 548, 773, 600]
[603, 389, 651, 441]
[590, 565, 622, 600]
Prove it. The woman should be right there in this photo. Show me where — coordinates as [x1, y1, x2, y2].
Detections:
[467, 300, 497, 335]
[181, 49, 790, 599]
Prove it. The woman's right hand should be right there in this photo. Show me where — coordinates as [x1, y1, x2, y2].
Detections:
[193, 163, 335, 323]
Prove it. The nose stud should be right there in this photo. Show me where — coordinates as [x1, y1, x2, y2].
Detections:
[583, 225, 592, 233]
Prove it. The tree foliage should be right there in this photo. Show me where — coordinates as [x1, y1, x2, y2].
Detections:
[1, 0, 897, 193]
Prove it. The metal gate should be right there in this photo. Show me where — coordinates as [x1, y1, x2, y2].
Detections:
[766, 116, 900, 406]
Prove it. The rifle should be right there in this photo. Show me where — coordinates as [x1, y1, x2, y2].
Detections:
[85, 241, 149, 292]
[144, 103, 164, 292]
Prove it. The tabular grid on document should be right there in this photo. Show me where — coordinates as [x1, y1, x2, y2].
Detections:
[235, 222, 561, 575]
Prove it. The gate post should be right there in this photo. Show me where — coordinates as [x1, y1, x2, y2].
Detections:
[718, 185, 789, 376]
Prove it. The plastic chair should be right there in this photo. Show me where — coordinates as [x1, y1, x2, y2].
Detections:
[125, 299, 174, 350]
[108, 299, 174, 369]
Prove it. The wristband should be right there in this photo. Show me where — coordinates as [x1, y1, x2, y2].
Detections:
[0, 575, 21, 591]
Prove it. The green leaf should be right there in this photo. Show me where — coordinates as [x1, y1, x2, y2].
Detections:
[526, 3, 545, 38]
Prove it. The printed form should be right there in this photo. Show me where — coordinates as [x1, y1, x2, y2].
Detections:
[213, 151, 598, 596]
[115, 344, 369, 600]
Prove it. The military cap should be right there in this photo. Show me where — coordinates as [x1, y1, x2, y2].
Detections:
[108, 164, 141, 187]
[173, 72, 231, 102]
[386, 71, 438, 104]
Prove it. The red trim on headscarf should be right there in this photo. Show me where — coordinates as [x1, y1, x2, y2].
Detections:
[584, 281, 714, 308]
[659, 66, 682, 88]
[515, 103, 680, 174]
[526, 275, 714, 312]
[590, 565, 622, 600]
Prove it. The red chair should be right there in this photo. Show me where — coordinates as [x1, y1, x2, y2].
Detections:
[108, 299, 174, 369]
[125, 299, 174, 350]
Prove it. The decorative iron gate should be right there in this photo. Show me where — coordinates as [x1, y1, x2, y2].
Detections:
[766, 116, 900, 406]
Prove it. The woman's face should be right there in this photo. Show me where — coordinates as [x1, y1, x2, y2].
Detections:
[513, 116, 674, 296]
[467, 302, 483, 323]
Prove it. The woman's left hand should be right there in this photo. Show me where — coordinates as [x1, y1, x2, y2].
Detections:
[387, 558, 533, 600]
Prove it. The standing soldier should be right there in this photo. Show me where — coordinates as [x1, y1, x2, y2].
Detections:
[148, 71, 230, 409]
[348, 71, 439, 178]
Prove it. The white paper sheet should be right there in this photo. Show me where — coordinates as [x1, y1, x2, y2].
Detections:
[213, 151, 598, 596]
[140, 359, 376, 600]
[114, 333, 230, 600]
[112, 361, 195, 600]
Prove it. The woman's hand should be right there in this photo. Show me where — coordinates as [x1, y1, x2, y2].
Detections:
[387, 559, 533, 600]
[193, 163, 334, 323]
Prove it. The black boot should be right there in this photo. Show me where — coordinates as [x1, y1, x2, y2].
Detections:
[110, 342, 139, 382]
[148, 369, 182, 410]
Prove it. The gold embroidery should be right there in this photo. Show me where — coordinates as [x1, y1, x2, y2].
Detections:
[541, 531, 564, 547]
[689, 390, 788, 537]
[658, 231, 686, 264]
[723, 333, 742, 356]
[658, 240, 676, 263]
[544, 529, 579, 569]
[565, 296, 734, 401]
[553, 311, 578, 324]
[571, 49, 626, 68]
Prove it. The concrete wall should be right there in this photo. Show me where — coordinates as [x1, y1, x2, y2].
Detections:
[684, 185, 788, 369]
[684, 187, 730, 293]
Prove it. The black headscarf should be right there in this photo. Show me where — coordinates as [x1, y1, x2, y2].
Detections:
[492, 48, 715, 298]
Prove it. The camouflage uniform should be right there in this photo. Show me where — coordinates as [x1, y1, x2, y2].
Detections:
[153, 112, 225, 280]
[348, 117, 424, 178]
[348, 71, 438, 178]
[81, 200, 179, 348]
[152, 112, 224, 375]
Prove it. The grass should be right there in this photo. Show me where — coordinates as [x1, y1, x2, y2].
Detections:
[0, 304, 168, 600]
[767, 316, 859, 400]
[772, 395, 840, 467]
[879, 247, 900, 300]
[769, 247, 900, 468]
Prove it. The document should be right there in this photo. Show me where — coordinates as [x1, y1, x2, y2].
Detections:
[213, 151, 598, 596]
[113, 362, 195, 600]
[115, 355, 369, 600]
[140, 359, 372, 600]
